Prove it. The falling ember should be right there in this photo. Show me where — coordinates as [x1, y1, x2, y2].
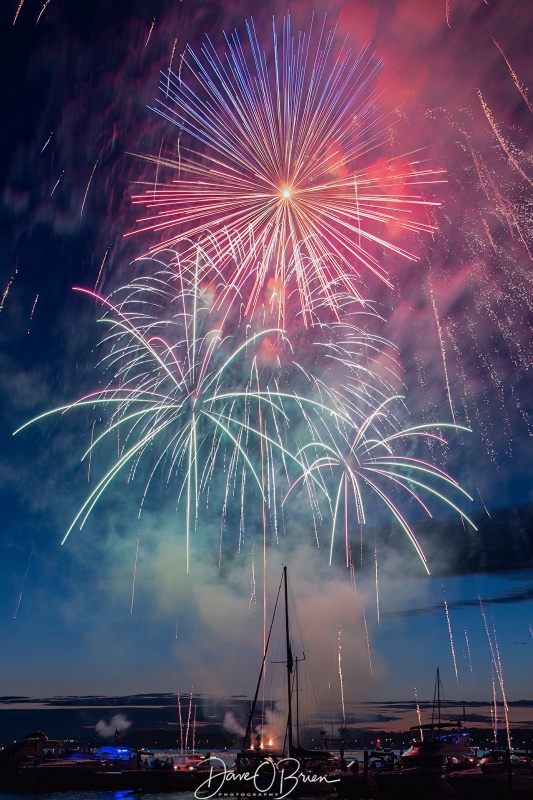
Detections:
[479, 598, 511, 750]
[464, 628, 473, 676]
[430, 287, 456, 425]
[130, 528, 141, 614]
[50, 170, 65, 197]
[443, 594, 459, 684]
[338, 626, 346, 724]
[94, 244, 111, 291]
[477, 89, 533, 187]
[1, 270, 17, 313]
[36, 0, 53, 24]
[363, 608, 374, 678]
[492, 38, 533, 115]
[476, 485, 491, 518]
[27, 294, 39, 333]
[491, 674, 498, 743]
[40, 131, 53, 154]
[414, 686, 423, 740]
[445, 0, 451, 29]
[375, 548, 380, 625]
[80, 159, 99, 219]
[166, 38, 178, 97]
[145, 18, 155, 48]
[13, 0, 25, 25]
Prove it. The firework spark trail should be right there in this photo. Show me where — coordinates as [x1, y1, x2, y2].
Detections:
[363, 607, 373, 678]
[477, 89, 533, 187]
[80, 159, 99, 219]
[337, 626, 346, 724]
[13, 550, 34, 619]
[491, 673, 498, 743]
[177, 693, 183, 754]
[13, 0, 25, 25]
[443, 594, 459, 684]
[130, 15, 442, 326]
[145, 18, 155, 48]
[374, 548, 380, 625]
[50, 170, 65, 197]
[430, 287, 456, 425]
[292, 394, 476, 574]
[185, 689, 193, 752]
[36, 0, 53, 24]
[476, 484, 491, 518]
[27, 294, 39, 333]
[94, 244, 112, 291]
[479, 597, 511, 749]
[492, 622, 512, 748]
[464, 628, 473, 677]
[40, 131, 53, 154]
[1, 270, 17, 313]
[16, 249, 338, 567]
[130, 528, 141, 614]
[492, 38, 533, 115]
[414, 686, 423, 740]
[445, 0, 452, 29]
[166, 39, 178, 97]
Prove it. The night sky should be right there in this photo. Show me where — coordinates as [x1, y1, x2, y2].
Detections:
[0, 0, 532, 743]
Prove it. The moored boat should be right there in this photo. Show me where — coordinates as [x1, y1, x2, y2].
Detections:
[445, 750, 533, 799]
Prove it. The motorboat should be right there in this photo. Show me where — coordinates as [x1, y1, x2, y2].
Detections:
[445, 750, 533, 799]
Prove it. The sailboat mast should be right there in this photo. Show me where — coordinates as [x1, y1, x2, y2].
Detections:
[284, 566, 293, 755]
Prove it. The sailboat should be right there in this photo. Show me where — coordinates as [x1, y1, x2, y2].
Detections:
[225, 566, 340, 796]
[372, 667, 474, 799]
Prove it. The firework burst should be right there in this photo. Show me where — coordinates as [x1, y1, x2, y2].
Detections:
[129, 14, 441, 325]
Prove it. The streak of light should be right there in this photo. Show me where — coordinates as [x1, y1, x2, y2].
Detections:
[374, 548, 380, 625]
[80, 159, 99, 219]
[50, 170, 64, 196]
[130, 529, 141, 614]
[185, 689, 194, 752]
[177, 693, 183, 754]
[13, 551, 34, 619]
[166, 38, 178, 97]
[492, 38, 533, 115]
[430, 287, 456, 425]
[363, 608, 373, 678]
[414, 687, 423, 740]
[0, 270, 17, 313]
[36, 0, 53, 24]
[145, 18, 155, 48]
[175, 619, 178, 639]
[445, 0, 452, 29]
[477, 89, 533, 187]
[479, 597, 511, 749]
[40, 131, 53, 154]
[491, 673, 498, 743]
[94, 244, 112, 290]
[464, 628, 473, 677]
[13, 0, 25, 25]
[476, 484, 491, 518]
[443, 593, 459, 684]
[27, 293, 39, 334]
[87, 420, 96, 482]
[338, 626, 346, 724]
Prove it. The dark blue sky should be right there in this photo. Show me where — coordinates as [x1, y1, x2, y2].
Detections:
[0, 0, 531, 739]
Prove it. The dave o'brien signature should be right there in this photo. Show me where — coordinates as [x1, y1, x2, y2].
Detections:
[195, 757, 340, 799]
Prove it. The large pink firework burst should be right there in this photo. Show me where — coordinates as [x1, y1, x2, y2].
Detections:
[130, 15, 441, 326]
